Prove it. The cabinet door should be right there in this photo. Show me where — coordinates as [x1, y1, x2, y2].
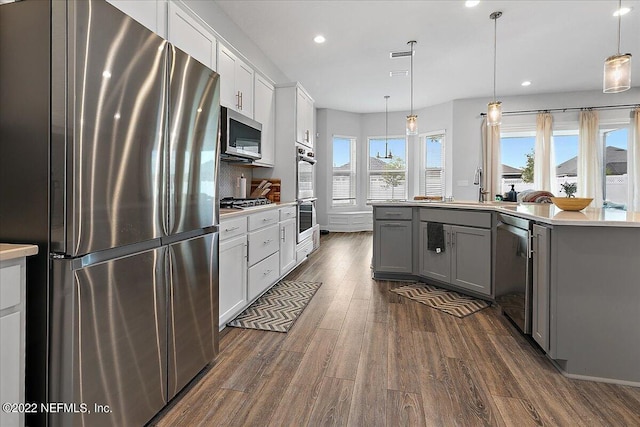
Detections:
[296, 89, 313, 147]
[168, 3, 216, 70]
[418, 222, 451, 282]
[0, 312, 21, 427]
[219, 235, 248, 326]
[236, 60, 254, 118]
[532, 224, 550, 352]
[218, 45, 238, 111]
[450, 225, 492, 295]
[253, 75, 275, 167]
[374, 221, 412, 273]
[219, 46, 254, 118]
[280, 219, 297, 275]
[107, 0, 164, 36]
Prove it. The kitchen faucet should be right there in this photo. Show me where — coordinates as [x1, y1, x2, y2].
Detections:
[473, 167, 488, 202]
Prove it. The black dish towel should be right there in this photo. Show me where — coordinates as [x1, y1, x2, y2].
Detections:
[427, 222, 445, 252]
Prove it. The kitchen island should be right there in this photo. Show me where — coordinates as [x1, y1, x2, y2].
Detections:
[371, 201, 640, 387]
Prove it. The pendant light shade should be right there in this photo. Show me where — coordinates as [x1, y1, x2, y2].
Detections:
[406, 40, 418, 135]
[487, 101, 502, 126]
[487, 11, 502, 127]
[603, 1, 632, 93]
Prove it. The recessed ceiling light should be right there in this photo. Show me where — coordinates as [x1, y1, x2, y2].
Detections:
[521, 81, 532, 87]
[313, 35, 326, 44]
[390, 70, 409, 77]
[613, 7, 631, 16]
[465, 1, 480, 7]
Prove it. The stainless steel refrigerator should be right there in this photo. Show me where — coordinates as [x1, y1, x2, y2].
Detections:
[0, 1, 220, 426]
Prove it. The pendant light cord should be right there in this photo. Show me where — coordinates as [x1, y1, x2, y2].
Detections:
[617, 0, 622, 54]
[493, 15, 497, 102]
[409, 41, 414, 115]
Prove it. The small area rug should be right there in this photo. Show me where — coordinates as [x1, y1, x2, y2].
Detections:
[390, 283, 489, 318]
[227, 280, 322, 332]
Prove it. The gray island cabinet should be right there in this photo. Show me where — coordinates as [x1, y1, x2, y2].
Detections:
[372, 201, 640, 387]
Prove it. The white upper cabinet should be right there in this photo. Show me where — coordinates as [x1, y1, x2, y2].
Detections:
[107, 0, 167, 37]
[219, 45, 254, 118]
[167, 2, 217, 71]
[296, 87, 314, 148]
[253, 74, 275, 167]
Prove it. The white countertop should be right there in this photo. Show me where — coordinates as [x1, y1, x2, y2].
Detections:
[220, 201, 298, 219]
[371, 200, 640, 227]
[0, 243, 39, 261]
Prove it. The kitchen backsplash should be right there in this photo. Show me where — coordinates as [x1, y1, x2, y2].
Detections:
[219, 162, 252, 198]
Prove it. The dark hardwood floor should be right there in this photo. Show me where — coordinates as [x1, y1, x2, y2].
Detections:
[153, 232, 640, 426]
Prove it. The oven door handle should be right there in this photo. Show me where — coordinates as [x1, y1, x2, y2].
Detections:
[298, 154, 317, 165]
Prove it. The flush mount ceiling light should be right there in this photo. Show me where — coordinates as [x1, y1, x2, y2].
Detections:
[313, 35, 326, 44]
[377, 96, 393, 159]
[604, 0, 632, 93]
[465, 1, 480, 7]
[613, 6, 631, 16]
[521, 80, 532, 87]
[487, 11, 502, 126]
[389, 70, 409, 77]
[406, 40, 418, 135]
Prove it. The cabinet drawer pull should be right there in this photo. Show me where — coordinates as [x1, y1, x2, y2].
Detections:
[385, 212, 403, 216]
[224, 226, 240, 232]
[263, 239, 272, 245]
[383, 223, 405, 227]
[263, 269, 273, 276]
[262, 218, 273, 222]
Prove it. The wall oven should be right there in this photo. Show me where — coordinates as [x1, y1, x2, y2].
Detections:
[298, 198, 317, 243]
[296, 144, 316, 200]
[495, 214, 533, 334]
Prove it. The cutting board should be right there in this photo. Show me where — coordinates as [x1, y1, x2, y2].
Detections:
[251, 179, 281, 202]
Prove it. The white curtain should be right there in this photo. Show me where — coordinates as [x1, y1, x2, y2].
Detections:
[481, 118, 502, 199]
[629, 108, 640, 212]
[534, 112, 556, 194]
[577, 110, 602, 206]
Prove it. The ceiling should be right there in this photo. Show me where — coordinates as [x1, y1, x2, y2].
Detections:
[215, 0, 640, 114]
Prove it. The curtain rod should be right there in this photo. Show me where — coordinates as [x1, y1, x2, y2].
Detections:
[479, 103, 639, 117]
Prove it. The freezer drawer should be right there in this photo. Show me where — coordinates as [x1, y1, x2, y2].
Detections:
[50, 247, 167, 427]
[167, 233, 218, 399]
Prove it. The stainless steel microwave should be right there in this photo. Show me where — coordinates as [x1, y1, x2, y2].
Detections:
[221, 107, 262, 160]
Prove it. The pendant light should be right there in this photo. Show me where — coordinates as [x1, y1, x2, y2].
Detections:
[603, 0, 632, 93]
[377, 96, 393, 159]
[406, 40, 418, 135]
[487, 11, 502, 126]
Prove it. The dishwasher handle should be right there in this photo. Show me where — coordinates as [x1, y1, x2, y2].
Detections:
[528, 229, 535, 258]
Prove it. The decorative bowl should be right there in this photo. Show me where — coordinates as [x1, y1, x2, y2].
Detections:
[550, 197, 593, 211]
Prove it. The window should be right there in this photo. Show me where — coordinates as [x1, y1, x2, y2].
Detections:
[420, 133, 445, 197]
[500, 131, 535, 194]
[553, 129, 579, 195]
[602, 126, 628, 206]
[332, 136, 357, 206]
[367, 137, 407, 200]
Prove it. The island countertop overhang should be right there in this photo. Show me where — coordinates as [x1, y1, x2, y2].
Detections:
[369, 201, 640, 227]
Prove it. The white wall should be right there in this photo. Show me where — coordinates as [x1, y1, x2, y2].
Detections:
[316, 88, 639, 229]
[450, 88, 640, 201]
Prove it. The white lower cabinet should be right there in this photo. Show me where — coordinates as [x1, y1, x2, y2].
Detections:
[0, 258, 27, 427]
[279, 218, 296, 275]
[248, 252, 279, 301]
[218, 234, 247, 326]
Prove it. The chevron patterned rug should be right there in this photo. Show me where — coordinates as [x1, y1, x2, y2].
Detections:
[227, 280, 322, 332]
[390, 283, 489, 318]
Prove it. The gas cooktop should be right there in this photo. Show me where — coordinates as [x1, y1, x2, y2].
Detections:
[220, 197, 272, 209]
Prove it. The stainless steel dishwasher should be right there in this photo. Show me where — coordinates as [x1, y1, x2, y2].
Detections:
[494, 214, 533, 334]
